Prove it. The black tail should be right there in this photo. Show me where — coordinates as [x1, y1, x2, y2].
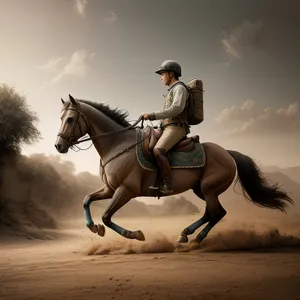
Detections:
[227, 150, 294, 213]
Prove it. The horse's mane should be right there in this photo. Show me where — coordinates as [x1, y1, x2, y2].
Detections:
[63, 99, 131, 128]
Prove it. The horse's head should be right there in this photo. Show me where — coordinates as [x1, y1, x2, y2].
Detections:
[55, 94, 89, 153]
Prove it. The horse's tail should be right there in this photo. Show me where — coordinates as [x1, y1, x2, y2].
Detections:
[227, 150, 294, 213]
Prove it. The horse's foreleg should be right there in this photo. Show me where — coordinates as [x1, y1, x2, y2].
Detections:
[177, 208, 210, 243]
[101, 185, 145, 241]
[83, 185, 114, 236]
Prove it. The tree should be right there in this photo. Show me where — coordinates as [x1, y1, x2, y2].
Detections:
[0, 84, 41, 159]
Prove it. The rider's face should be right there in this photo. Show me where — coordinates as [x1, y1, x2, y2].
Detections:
[160, 72, 171, 86]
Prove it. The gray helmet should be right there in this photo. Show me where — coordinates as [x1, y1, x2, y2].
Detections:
[155, 60, 182, 77]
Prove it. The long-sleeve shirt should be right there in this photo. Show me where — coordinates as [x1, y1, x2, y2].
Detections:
[150, 81, 189, 120]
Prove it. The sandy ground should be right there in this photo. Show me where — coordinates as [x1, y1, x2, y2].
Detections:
[1, 215, 300, 300]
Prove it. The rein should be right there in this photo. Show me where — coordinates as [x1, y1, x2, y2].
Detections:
[74, 115, 145, 145]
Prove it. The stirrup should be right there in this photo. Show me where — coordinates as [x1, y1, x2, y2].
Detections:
[149, 185, 160, 191]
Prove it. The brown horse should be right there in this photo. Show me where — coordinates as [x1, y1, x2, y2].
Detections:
[55, 95, 294, 244]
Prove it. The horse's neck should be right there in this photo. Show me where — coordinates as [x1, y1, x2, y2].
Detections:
[82, 104, 135, 160]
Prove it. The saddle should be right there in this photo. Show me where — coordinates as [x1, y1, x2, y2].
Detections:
[141, 125, 200, 161]
[136, 125, 205, 198]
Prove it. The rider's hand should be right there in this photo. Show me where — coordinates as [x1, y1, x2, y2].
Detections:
[143, 113, 149, 120]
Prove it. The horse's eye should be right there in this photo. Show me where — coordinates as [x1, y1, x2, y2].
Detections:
[67, 117, 73, 124]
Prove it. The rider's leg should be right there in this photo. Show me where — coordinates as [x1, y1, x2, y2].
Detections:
[153, 147, 172, 193]
[153, 125, 186, 194]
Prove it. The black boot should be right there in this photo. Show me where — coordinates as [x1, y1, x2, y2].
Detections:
[153, 148, 173, 194]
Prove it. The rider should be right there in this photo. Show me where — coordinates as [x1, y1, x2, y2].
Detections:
[143, 60, 190, 194]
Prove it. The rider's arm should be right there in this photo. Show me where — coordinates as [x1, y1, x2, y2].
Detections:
[148, 85, 188, 120]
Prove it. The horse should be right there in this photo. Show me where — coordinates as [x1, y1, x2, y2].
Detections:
[54, 95, 294, 244]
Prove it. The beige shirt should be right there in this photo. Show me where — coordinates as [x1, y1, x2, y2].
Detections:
[151, 81, 189, 120]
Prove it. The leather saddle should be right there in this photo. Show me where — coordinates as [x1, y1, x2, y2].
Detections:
[141, 125, 200, 161]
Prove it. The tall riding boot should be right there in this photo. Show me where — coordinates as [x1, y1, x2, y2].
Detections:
[153, 148, 173, 194]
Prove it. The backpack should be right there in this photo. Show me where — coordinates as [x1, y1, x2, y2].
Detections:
[186, 79, 204, 125]
[173, 79, 204, 125]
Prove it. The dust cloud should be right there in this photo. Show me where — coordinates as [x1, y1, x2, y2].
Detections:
[190, 228, 300, 252]
[86, 234, 176, 255]
[85, 226, 300, 256]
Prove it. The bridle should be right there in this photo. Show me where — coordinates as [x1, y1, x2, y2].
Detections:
[57, 104, 90, 148]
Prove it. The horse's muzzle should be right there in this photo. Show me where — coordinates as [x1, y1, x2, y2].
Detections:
[55, 142, 68, 153]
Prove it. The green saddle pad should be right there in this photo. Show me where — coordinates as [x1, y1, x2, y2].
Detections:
[136, 129, 206, 171]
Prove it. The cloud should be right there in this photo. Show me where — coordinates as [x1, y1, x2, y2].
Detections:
[215, 101, 299, 136]
[52, 50, 95, 83]
[73, 0, 88, 17]
[216, 100, 257, 123]
[104, 11, 119, 24]
[221, 20, 265, 60]
[37, 57, 64, 72]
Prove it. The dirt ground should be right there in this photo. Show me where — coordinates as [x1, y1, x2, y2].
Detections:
[1, 215, 300, 300]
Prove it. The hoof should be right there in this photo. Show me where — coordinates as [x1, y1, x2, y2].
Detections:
[133, 230, 145, 241]
[97, 224, 105, 237]
[176, 235, 188, 243]
[87, 223, 98, 234]
[87, 223, 105, 237]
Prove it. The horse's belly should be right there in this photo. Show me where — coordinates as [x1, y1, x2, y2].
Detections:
[171, 168, 202, 194]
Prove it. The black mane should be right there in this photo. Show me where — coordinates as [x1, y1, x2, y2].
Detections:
[64, 99, 131, 127]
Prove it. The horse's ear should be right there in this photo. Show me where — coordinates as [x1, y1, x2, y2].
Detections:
[61, 98, 65, 105]
[69, 94, 77, 105]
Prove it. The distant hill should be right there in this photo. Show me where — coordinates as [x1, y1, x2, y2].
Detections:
[265, 172, 300, 201]
[262, 165, 300, 184]
[280, 167, 300, 184]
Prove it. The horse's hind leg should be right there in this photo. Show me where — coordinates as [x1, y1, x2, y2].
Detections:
[193, 194, 226, 243]
[191, 178, 229, 243]
[189, 142, 236, 244]
[177, 184, 210, 243]
[101, 185, 145, 241]
[178, 162, 234, 244]
[177, 207, 210, 243]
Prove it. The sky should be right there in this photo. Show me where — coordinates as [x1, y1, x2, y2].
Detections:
[0, 0, 299, 175]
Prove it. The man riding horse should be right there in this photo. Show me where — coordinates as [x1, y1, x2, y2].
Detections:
[143, 60, 191, 194]
[55, 72, 293, 243]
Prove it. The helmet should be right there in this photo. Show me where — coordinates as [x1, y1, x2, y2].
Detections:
[155, 60, 182, 77]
